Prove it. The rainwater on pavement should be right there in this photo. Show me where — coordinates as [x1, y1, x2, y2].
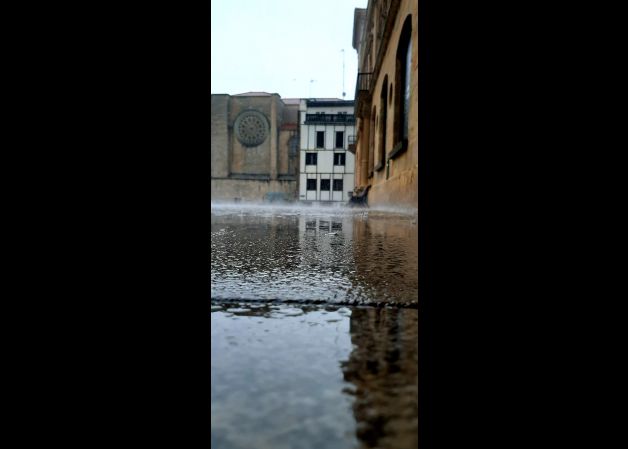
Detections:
[211, 204, 418, 449]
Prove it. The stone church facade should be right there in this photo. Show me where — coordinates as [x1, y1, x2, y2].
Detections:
[211, 92, 300, 202]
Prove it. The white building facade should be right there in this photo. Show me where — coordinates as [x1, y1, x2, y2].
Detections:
[298, 99, 356, 203]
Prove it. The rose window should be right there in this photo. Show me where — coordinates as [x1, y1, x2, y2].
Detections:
[235, 111, 268, 147]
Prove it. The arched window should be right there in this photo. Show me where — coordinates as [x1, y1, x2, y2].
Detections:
[393, 15, 413, 156]
[377, 75, 388, 171]
[369, 107, 376, 177]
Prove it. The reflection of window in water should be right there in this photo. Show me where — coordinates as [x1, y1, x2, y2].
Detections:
[306, 220, 317, 231]
[331, 221, 343, 231]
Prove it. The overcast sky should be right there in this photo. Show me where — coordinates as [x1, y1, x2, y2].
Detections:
[210, 0, 368, 99]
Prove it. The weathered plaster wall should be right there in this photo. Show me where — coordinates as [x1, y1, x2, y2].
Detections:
[278, 129, 296, 176]
[228, 96, 274, 176]
[211, 95, 230, 178]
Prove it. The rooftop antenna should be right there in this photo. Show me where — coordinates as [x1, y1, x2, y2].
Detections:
[341, 49, 346, 99]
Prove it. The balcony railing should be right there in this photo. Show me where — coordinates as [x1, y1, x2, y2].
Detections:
[354, 72, 373, 117]
[304, 114, 356, 125]
[355, 72, 373, 96]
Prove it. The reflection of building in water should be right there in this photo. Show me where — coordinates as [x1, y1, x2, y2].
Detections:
[298, 215, 352, 239]
[297, 215, 354, 275]
[211, 92, 300, 202]
[351, 0, 418, 211]
[350, 215, 418, 304]
[341, 307, 418, 449]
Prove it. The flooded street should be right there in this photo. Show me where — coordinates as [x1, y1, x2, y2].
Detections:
[211, 204, 418, 449]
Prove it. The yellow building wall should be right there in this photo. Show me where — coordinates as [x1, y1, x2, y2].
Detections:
[354, 0, 418, 213]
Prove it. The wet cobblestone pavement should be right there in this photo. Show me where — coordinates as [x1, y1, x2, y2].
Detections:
[211, 205, 418, 449]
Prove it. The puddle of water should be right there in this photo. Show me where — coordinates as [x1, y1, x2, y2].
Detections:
[211, 303, 356, 449]
[211, 303, 418, 449]
[211, 205, 418, 448]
